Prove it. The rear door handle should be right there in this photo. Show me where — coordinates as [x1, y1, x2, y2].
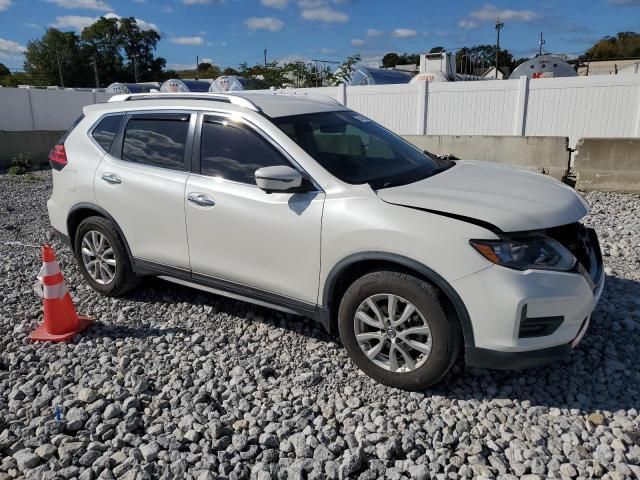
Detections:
[188, 192, 216, 207]
[101, 173, 121, 185]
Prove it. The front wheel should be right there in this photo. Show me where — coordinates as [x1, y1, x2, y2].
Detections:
[338, 271, 461, 390]
[74, 216, 139, 297]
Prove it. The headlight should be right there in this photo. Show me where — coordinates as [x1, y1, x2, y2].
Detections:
[470, 235, 576, 271]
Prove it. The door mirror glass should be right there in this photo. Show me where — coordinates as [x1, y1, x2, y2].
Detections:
[255, 166, 303, 193]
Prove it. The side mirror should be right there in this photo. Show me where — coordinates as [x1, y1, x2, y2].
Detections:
[255, 166, 303, 193]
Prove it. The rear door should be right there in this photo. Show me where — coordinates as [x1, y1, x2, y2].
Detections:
[94, 111, 195, 271]
[184, 113, 324, 305]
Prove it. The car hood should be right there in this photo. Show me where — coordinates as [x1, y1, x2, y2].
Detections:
[376, 160, 589, 232]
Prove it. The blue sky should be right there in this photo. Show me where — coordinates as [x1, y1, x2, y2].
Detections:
[0, 0, 638, 71]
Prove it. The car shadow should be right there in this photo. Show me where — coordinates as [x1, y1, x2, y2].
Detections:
[79, 322, 192, 340]
[119, 274, 639, 412]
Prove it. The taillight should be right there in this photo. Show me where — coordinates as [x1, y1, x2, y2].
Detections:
[49, 144, 68, 171]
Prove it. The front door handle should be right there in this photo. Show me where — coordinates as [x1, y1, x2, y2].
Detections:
[188, 192, 216, 207]
[101, 173, 121, 185]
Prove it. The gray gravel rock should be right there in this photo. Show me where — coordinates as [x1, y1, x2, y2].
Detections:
[1, 172, 640, 479]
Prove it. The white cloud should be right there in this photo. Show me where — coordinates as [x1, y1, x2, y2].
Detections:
[52, 12, 158, 32]
[200, 57, 214, 64]
[391, 28, 417, 38]
[351, 38, 365, 46]
[277, 54, 311, 65]
[458, 20, 478, 29]
[301, 7, 348, 22]
[103, 12, 158, 31]
[0, 38, 26, 57]
[46, 0, 111, 11]
[0, 0, 11, 12]
[167, 62, 197, 70]
[52, 15, 96, 31]
[366, 28, 383, 37]
[298, 0, 323, 7]
[469, 3, 538, 22]
[261, 0, 288, 8]
[170, 36, 205, 45]
[24, 22, 42, 29]
[245, 16, 284, 31]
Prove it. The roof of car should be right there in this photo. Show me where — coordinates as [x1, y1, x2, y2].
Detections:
[87, 91, 349, 118]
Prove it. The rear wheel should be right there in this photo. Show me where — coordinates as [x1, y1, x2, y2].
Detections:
[74, 216, 139, 297]
[338, 271, 461, 390]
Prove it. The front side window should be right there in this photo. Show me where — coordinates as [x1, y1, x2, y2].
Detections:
[272, 111, 449, 189]
[200, 117, 290, 184]
[91, 114, 124, 152]
[121, 114, 189, 170]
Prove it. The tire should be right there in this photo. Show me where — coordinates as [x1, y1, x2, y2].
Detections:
[73, 216, 139, 297]
[338, 271, 461, 391]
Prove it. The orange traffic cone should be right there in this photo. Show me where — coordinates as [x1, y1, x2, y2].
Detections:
[30, 244, 92, 342]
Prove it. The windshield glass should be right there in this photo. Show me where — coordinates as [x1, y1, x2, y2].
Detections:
[272, 111, 451, 188]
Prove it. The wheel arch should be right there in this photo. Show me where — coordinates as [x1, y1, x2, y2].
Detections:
[67, 203, 135, 267]
[322, 252, 475, 347]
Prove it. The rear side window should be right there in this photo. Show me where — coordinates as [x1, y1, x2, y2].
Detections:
[200, 118, 289, 184]
[91, 115, 124, 152]
[122, 114, 189, 170]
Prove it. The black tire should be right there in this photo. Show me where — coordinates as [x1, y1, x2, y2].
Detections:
[73, 216, 139, 297]
[338, 271, 461, 391]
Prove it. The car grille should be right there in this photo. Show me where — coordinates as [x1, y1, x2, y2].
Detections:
[546, 223, 603, 287]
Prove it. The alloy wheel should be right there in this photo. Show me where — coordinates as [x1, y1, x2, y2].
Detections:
[80, 230, 116, 285]
[354, 293, 433, 373]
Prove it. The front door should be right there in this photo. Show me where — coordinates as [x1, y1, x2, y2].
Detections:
[185, 114, 324, 305]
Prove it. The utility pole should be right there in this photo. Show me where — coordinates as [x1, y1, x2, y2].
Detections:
[132, 54, 139, 83]
[196, 55, 199, 80]
[55, 51, 64, 88]
[91, 57, 99, 89]
[538, 32, 546, 56]
[495, 19, 504, 79]
[263, 49, 267, 69]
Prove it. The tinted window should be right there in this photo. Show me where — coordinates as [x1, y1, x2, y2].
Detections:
[273, 111, 448, 189]
[122, 115, 189, 170]
[200, 118, 289, 184]
[91, 115, 123, 152]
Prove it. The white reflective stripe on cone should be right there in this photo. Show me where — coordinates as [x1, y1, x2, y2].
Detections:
[40, 261, 61, 277]
[33, 281, 44, 298]
[42, 282, 68, 300]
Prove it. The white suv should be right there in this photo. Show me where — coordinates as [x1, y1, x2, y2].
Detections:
[47, 92, 604, 390]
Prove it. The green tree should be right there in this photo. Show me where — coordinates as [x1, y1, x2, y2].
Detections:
[23, 28, 88, 86]
[455, 45, 517, 75]
[382, 52, 401, 68]
[119, 17, 163, 82]
[0, 63, 10, 77]
[22, 16, 165, 87]
[81, 17, 124, 86]
[585, 31, 640, 59]
[382, 52, 420, 68]
[222, 67, 240, 76]
[327, 54, 361, 85]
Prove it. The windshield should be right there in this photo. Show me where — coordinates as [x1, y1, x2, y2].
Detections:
[272, 111, 451, 189]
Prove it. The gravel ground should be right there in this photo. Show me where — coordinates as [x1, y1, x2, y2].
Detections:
[1, 169, 639, 480]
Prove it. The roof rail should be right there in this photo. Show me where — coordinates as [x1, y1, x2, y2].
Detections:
[107, 92, 262, 112]
[270, 89, 343, 106]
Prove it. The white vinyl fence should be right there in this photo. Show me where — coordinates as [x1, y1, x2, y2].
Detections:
[1, 74, 640, 147]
